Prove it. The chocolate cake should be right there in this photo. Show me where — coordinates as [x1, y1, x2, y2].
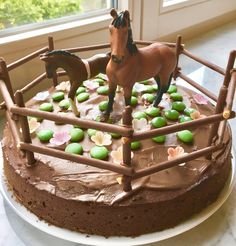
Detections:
[0, 9, 235, 238]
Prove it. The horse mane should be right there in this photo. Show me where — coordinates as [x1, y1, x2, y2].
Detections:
[45, 50, 82, 61]
[111, 12, 138, 55]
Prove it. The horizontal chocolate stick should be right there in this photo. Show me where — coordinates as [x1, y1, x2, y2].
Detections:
[182, 49, 225, 75]
[10, 106, 133, 136]
[133, 145, 218, 180]
[7, 47, 49, 71]
[132, 111, 235, 141]
[5, 110, 21, 146]
[20, 142, 134, 176]
[178, 72, 217, 102]
[0, 80, 14, 109]
[21, 73, 47, 94]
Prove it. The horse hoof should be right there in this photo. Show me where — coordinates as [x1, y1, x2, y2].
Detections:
[100, 114, 109, 122]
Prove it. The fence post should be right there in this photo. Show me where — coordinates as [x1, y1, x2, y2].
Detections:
[48, 36, 58, 87]
[173, 35, 183, 80]
[207, 50, 236, 150]
[15, 90, 36, 165]
[122, 106, 133, 192]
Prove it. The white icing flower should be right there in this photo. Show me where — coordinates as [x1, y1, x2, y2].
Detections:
[190, 110, 206, 120]
[28, 118, 40, 134]
[33, 91, 49, 101]
[83, 80, 99, 91]
[111, 146, 134, 165]
[91, 131, 112, 146]
[133, 83, 146, 92]
[167, 146, 187, 166]
[55, 81, 71, 92]
[132, 118, 150, 132]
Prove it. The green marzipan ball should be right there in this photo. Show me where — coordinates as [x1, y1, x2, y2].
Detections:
[177, 130, 194, 143]
[184, 107, 196, 116]
[167, 85, 177, 94]
[92, 78, 105, 86]
[130, 96, 138, 106]
[65, 143, 83, 155]
[52, 91, 65, 102]
[70, 128, 84, 142]
[172, 101, 186, 112]
[142, 85, 155, 93]
[37, 129, 53, 142]
[111, 132, 122, 139]
[87, 129, 97, 137]
[152, 135, 166, 143]
[179, 115, 192, 123]
[152, 84, 158, 91]
[39, 102, 54, 112]
[99, 101, 109, 111]
[77, 92, 90, 102]
[59, 99, 71, 109]
[90, 146, 108, 160]
[133, 111, 147, 120]
[132, 89, 138, 97]
[142, 93, 155, 103]
[170, 92, 183, 101]
[151, 117, 167, 128]
[145, 107, 160, 117]
[138, 80, 149, 85]
[97, 86, 109, 95]
[131, 141, 141, 150]
[76, 87, 86, 95]
[165, 109, 180, 121]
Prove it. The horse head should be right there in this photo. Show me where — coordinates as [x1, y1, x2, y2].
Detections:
[40, 52, 56, 78]
[109, 9, 132, 64]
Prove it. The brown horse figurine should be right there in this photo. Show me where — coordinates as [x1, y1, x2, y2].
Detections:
[103, 9, 177, 120]
[40, 50, 110, 116]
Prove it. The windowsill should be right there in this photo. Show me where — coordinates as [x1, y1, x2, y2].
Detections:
[0, 14, 112, 54]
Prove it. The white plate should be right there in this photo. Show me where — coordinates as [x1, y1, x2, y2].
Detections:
[0, 146, 235, 246]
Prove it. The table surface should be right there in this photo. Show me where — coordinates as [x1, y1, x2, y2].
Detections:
[1, 19, 236, 246]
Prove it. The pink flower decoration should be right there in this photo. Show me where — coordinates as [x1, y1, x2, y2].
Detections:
[83, 80, 99, 91]
[33, 91, 49, 101]
[50, 132, 71, 146]
[167, 146, 187, 166]
[193, 94, 208, 105]
[190, 110, 206, 120]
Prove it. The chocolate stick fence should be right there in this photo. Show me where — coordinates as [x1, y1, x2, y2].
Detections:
[0, 37, 235, 192]
[48, 36, 58, 87]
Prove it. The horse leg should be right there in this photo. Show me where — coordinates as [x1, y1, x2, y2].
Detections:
[153, 73, 173, 107]
[68, 81, 80, 117]
[100, 83, 117, 122]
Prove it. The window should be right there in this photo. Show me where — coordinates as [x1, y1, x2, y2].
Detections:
[0, 0, 117, 36]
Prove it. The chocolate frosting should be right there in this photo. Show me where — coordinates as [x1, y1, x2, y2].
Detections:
[2, 81, 231, 205]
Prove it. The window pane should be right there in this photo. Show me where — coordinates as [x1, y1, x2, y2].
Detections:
[0, 0, 114, 31]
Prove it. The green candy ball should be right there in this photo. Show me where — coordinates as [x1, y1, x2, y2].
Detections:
[179, 115, 192, 123]
[165, 109, 179, 121]
[151, 117, 167, 128]
[167, 85, 177, 94]
[52, 91, 65, 102]
[87, 129, 97, 137]
[65, 143, 83, 155]
[184, 107, 196, 116]
[97, 86, 109, 95]
[143, 85, 155, 93]
[177, 130, 194, 143]
[37, 129, 53, 142]
[170, 92, 183, 101]
[92, 78, 105, 86]
[152, 84, 158, 91]
[70, 128, 84, 142]
[59, 99, 71, 110]
[132, 89, 138, 97]
[131, 141, 141, 150]
[130, 96, 138, 106]
[39, 102, 53, 112]
[172, 101, 186, 112]
[142, 93, 155, 103]
[145, 107, 160, 117]
[152, 135, 166, 143]
[133, 111, 147, 120]
[111, 132, 122, 139]
[77, 92, 90, 102]
[90, 146, 108, 160]
[138, 80, 149, 85]
[76, 87, 86, 95]
[99, 101, 108, 111]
